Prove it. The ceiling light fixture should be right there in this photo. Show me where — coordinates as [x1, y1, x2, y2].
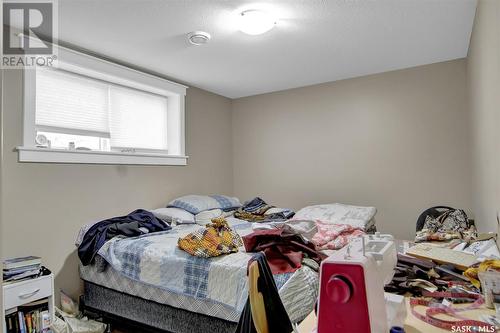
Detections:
[238, 10, 276, 35]
[187, 31, 211, 45]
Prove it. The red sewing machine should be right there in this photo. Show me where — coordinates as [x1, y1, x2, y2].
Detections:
[317, 233, 397, 333]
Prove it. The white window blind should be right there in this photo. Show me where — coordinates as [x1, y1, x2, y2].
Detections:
[35, 68, 168, 152]
[109, 86, 168, 151]
[36, 69, 109, 136]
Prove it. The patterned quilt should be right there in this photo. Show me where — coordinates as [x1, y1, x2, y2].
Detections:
[97, 217, 257, 311]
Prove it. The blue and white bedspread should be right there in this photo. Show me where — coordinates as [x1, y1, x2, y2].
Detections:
[97, 217, 256, 312]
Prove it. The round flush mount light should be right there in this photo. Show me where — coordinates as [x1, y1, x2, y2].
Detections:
[239, 10, 276, 35]
[187, 31, 211, 45]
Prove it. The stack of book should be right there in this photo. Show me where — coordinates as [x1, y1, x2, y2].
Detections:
[5, 300, 51, 333]
[3, 256, 42, 284]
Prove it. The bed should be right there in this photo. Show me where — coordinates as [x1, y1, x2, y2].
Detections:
[77, 199, 378, 333]
[78, 216, 320, 333]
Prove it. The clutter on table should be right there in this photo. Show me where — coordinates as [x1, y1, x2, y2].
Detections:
[384, 206, 500, 331]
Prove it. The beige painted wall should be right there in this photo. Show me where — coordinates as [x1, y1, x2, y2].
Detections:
[467, 0, 500, 236]
[0, 69, 233, 300]
[2, 3, 497, 307]
[0, 59, 4, 333]
[232, 59, 472, 240]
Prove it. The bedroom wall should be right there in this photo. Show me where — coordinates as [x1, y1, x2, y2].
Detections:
[0, 63, 4, 333]
[0, 68, 233, 300]
[467, 0, 500, 237]
[232, 59, 472, 240]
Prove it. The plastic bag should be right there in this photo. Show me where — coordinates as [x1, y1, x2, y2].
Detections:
[52, 307, 106, 333]
[60, 290, 79, 316]
[51, 291, 106, 333]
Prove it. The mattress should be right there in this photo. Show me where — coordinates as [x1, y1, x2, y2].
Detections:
[82, 281, 238, 333]
[80, 257, 318, 323]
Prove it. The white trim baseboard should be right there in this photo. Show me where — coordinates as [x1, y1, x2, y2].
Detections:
[17, 147, 188, 166]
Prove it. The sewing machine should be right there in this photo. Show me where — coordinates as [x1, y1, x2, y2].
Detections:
[317, 233, 398, 333]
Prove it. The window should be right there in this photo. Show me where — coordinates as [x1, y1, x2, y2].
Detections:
[18, 44, 187, 165]
[36, 68, 168, 153]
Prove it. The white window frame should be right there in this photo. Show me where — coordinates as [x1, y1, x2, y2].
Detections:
[17, 43, 188, 165]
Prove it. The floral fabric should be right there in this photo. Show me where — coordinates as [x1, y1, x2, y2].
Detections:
[312, 221, 365, 250]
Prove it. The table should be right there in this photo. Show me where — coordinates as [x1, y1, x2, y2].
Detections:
[297, 297, 495, 333]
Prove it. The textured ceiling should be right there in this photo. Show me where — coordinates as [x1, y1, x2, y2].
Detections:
[58, 0, 477, 98]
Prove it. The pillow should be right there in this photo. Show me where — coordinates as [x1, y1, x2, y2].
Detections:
[195, 209, 224, 225]
[150, 207, 195, 225]
[168, 195, 241, 214]
[292, 203, 376, 229]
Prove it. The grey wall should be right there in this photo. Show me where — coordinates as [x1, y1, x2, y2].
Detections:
[467, 0, 500, 236]
[0, 69, 233, 299]
[232, 59, 472, 240]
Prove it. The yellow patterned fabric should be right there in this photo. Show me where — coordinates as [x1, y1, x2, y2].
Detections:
[178, 217, 243, 258]
[234, 210, 266, 222]
[464, 259, 500, 288]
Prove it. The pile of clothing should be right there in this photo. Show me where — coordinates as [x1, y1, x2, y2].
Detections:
[242, 228, 326, 274]
[76, 195, 379, 268]
[241, 203, 378, 272]
[281, 203, 376, 251]
[234, 197, 295, 222]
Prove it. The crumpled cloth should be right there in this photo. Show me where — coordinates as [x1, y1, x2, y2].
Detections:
[78, 209, 170, 265]
[242, 228, 325, 274]
[312, 221, 365, 250]
[178, 217, 243, 257]
[464, 259, 500, 288]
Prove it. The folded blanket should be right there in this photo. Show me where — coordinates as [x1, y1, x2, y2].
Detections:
[291, 203, 376, 229]
[242, 229, 325, 274]
[178, 217, 243, 258]
[235, 197, 294, 222]
[78, 209, 170, 265]
[312, 221, 365, 250]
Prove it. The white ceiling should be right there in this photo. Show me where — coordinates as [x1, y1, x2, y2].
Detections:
[58, 0, 477, 98]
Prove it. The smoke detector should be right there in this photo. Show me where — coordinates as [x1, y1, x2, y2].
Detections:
[187, 31, 211, 45]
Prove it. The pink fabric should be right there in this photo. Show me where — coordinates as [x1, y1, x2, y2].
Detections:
[312, 221, 365, 250]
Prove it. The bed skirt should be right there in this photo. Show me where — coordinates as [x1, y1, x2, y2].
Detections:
[82, 281, 238, 333]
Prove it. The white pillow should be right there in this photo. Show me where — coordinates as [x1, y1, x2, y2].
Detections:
[292, 203, 376, 229]
[195, 209, 224, 225]
[150, 207, 195, 225]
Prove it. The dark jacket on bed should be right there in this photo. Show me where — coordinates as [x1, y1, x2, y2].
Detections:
[78, 209, 170, 265]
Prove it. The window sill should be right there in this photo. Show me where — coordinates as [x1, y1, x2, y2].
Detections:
[16, 146, 188, 166]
